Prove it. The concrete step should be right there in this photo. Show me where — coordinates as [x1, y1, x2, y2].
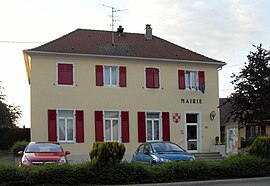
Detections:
[192, 152, 223, 161]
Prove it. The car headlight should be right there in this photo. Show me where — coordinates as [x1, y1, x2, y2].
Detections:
[190, 155, 196, 161]
[58, 156, 67, 164]
[22, 156, 30, 166]
[160, 158, 172, 163]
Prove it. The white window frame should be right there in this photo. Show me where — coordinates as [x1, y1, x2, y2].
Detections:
[103, 110, 121, 142]
[57, 109, 75, 143]
[103, 65, 119, 87]
[56, 62, 75, 86]
[185, 70, 198, 91]
[144, 66, 161, 90]
[146, 111, 162, 142]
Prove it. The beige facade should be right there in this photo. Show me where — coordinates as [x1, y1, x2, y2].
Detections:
[27, 52, 222, 160]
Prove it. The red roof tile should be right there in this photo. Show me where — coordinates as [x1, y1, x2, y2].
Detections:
[28, 29, 224, 63]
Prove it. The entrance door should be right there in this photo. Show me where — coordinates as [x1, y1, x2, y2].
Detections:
[185, 113, 200, 153]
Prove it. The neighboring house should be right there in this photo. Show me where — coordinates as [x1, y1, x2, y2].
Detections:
[219, 98, 270, 156]
[23, 25, 226, 161]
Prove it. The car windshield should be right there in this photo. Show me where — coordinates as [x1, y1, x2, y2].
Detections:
[25, 143, 62, 153]
[152, 142, 184, 153]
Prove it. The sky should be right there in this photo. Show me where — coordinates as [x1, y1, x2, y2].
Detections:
[0, 0, 270, 128]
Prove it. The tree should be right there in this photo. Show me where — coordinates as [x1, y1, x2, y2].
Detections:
[0, 82, 22, 128]
[227, 44, 270, 135]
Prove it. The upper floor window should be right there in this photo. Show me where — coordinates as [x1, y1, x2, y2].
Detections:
[145, 67, 160, 89]
[57, 63, 74, 85]
[104, 66, 118, 86]
[96, 65, 126, 87]
[178, 70, 205, 93]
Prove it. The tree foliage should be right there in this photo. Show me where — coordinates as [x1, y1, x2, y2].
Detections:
[0, 82, 21, 128]
[227, 44, 270, 129]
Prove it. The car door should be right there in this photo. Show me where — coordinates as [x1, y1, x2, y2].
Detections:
[132, 144, 144, 163]
[141, 143, 153, 165]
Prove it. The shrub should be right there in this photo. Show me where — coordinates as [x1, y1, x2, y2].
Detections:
[249, 136, 270, 159]
[89, 142, 125, 167]
[11, 140, 28, 157]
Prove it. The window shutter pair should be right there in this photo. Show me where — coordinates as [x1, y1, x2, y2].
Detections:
[146, 68, 159, 88]
[48, 110, 84, 143]
[96, 65, 127, 87]
[58, 64, 73, 85]
[95, 111, 130, 143]
[178, 70, 205, 93]
[137, 112, 170, 142]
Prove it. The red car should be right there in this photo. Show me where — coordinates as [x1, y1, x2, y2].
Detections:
[18, 142, 70, 167]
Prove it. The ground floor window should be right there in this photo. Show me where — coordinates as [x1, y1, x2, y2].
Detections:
[104, 111, 120, 142]
[58, 110, 75, 142]
[146, 112, 161, 141]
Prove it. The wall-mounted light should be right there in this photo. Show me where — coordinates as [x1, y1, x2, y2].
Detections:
[210, 111, 216, 121]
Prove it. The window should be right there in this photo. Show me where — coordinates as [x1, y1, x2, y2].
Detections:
[58, 110, 75, 142]
[57, 63, 74, 85]
[145, 67, 160, 88]
[104, 66, 118, 86]
[146, 112, 161, 141]
[96, 65, 126, 87]
[104, 111, 120, 141]
[178, 70, 205, 93]
[48, 109, 84, 143]
[185, 71, 198, 90]
[137, 112, 170, 142]
[94, 110, 129, 143]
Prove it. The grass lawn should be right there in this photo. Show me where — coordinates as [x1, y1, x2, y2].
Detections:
[0, 150, 11, 157]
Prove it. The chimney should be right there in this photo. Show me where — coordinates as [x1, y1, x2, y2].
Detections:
[117, 25, 124, 36]
[145, 24, 152, 40]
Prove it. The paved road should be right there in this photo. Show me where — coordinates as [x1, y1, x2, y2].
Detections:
[117, 177, 270, 186]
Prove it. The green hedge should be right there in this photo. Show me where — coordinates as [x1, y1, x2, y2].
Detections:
[0, 128, 30, 150]
[0, 155, 269, 185]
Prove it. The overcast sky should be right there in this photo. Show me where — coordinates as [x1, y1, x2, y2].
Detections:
[0, 0, 270, 128]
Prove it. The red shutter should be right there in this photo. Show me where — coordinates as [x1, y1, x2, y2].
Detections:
[199, 71, 205, 93]
[48, 110, 57, 142]
[96, 65, 104, 86]
[58, 64, 73, 85]
[145, 68, 154, 88]
[178, 70, 185, 90]
[162, 112, 170, 141]
[119, 66, 127, 87]
[95, 111, 104, 142]
[138, 112, 146, 142]
[121, 111, 129, 143]
[76, 110, 84, 143]
[153, 68, 160, 88]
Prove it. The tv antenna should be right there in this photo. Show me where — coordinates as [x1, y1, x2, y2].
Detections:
[101, 4, 127, 46]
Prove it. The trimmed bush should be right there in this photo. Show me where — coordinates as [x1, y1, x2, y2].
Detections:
[89, 142, 125, 167]
[11, 140, 28, 157]
[249, 136, 270, 159]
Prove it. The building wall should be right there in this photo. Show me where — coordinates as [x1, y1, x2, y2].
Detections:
[30, 54, 220, 159]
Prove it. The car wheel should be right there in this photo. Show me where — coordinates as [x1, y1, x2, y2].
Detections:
[151, 161, 157, 166]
